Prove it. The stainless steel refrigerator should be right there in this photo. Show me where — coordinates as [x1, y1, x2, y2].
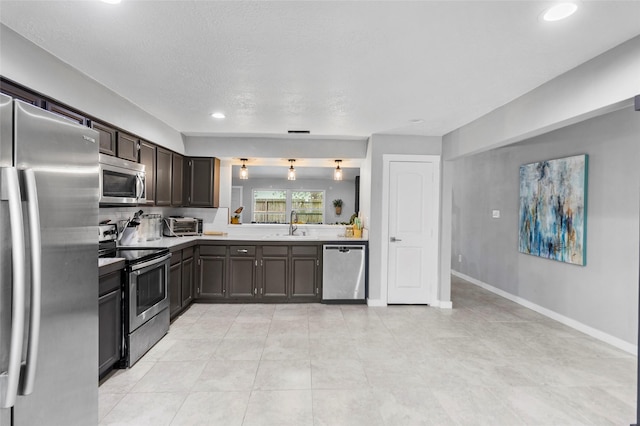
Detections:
[0, 94, 99, 425]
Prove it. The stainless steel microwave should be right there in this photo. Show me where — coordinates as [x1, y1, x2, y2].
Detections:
[98, 153, 146, 205]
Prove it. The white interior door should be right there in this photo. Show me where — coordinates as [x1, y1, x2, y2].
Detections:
[387, 160, 437, 304]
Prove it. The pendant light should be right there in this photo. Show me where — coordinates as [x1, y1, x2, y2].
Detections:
[239, 158, 249, 180]
[334, 160, 343, 181]
[287, 159, 296, 181]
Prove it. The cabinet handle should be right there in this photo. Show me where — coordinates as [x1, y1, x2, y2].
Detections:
[238, 249, 248, 254]
[254, 288, 257, 295]
[260, 259, 263, 267]
[260, 288, 263, 295]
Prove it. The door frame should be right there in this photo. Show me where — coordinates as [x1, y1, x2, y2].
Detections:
[380, 154, 441, 306]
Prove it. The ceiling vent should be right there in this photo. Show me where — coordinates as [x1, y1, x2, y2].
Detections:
[288, 130, 310, 134]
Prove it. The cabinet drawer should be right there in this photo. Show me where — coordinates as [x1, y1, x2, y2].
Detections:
[183, 247, 194, 259]
[292, 245, 318, 256]
[199, 245, 226, 256]
[262, 246, 288, 256]
[170, 250, 182, 266]
[230, 245, 256, 256]
[99, 271, 121, 296]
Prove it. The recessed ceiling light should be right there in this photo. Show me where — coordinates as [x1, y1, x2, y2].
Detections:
[542, 3, 578, 22]
[101, 0, 121, 4]
[211, 112, 225, 119]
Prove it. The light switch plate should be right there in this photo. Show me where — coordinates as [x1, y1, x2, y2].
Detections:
[492, 210, 500, 218]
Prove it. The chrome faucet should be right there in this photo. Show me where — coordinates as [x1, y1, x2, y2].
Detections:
[289, 210, 298, 236]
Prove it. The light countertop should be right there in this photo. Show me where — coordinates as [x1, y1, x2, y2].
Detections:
[119, 234, 368, 249]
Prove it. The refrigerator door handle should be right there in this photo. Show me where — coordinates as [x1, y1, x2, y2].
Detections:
[0, 167, 27, 409]
[21, 169, 41, 395]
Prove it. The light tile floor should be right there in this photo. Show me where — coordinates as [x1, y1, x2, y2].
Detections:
[99, 276, 637, 425]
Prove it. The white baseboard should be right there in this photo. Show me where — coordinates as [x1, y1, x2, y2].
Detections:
[366, 299, 453, 309]
[452, 270, 637, 356]
[436, 300, 453, 309]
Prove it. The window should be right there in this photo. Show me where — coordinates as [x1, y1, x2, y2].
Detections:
[253, 190, 286, 223]
[292, 191, 324, 224]
[252, 189, 325, 224]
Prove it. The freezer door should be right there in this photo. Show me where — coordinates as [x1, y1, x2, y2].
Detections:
[11, 100, 99, 426]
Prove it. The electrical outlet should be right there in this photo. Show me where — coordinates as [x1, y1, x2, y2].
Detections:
[492, 210, 501, 218]
[458, 254, 462, 263]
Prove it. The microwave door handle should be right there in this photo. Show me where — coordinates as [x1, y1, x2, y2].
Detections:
[0, 167, 27, 409]
[135, 174, 144, 200]
[21, 169, 41, 395]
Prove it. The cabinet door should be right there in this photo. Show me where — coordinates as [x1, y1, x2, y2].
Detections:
[46, 102, 88, 126]
[117, 132, 139, 162]
[92, 121, 117, 156]
[182, 255, 194, 306]
[98, 289, 121, 377]
[138, 140, 156, 205]
[186, 157, 220, 207]
[198, 255, 226, 299]
[169, 262, 182, 318]
[228, 255, 256, 299]
[260, 246, 288, 299]
[171, 153, 184, 206]
[290, 246, 320, 300]
[155, 147, 172, 206]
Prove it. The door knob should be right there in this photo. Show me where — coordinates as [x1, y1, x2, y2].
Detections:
[390, 237, 402, 242]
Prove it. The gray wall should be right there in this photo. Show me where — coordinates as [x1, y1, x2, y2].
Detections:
[0, 24, 185, 153]
[367, 134, 443, 301]
[452, 106, 639, 345]
[232, 177, 357, 224]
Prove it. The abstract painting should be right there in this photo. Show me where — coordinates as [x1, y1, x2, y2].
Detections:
[518, 154, 588, 265]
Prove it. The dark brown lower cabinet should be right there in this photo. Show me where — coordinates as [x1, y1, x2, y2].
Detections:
[260, 246, 288, 299]
[291, 246, 321, 301]
[181, 248, 194, 306]
[196, 243, 321, 303]
[98, 270, 122, 378]
[169, 246, 195, 320]
[169, 251, 182, 318]
[197, 245, 227, 299]
[228, 245, 257, 299]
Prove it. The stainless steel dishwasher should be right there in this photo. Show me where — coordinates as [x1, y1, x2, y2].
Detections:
[322, 244, 366, 302]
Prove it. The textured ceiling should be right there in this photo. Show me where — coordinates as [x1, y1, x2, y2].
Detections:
[1, 1, 639, 138]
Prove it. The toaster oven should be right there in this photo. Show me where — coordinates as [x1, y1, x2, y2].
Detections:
[163, 217, 199, 236]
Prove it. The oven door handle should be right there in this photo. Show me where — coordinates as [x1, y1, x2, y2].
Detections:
[130, 253, 172, 273]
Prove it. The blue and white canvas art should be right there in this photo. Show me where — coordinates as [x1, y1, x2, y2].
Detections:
[518, 154, 588, 265]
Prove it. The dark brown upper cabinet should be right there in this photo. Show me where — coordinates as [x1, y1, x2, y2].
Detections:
[116, 132, 139, 162]
[92, 121, 117, 156]
[185, 157, 220, 208]
[46, 102, 88, 126]
[138, 140, 156, 205]
[0, 79, 45, 107]
[155, 147, 172, 206]
[171, 153, 184, 207]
